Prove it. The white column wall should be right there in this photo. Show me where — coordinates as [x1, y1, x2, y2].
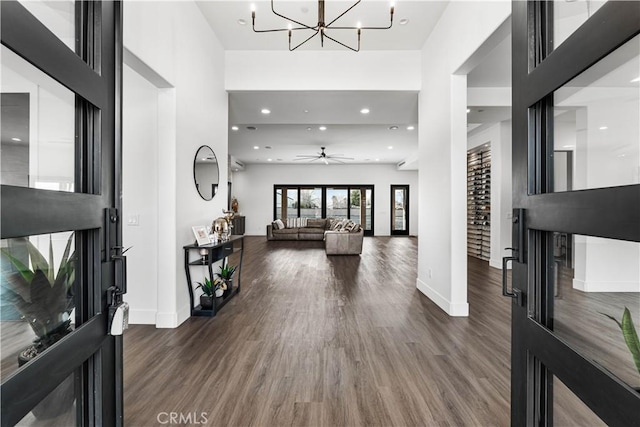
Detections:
[417, 1, 511, 316]
[233, 164, 418, 237]
[123, 1, 228, 327]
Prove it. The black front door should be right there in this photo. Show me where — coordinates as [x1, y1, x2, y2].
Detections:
[1, 1, 123, 425]
[391, 185, 409, 236]
[510, 1, 640, 425]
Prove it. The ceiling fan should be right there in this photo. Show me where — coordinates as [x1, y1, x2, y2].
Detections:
[294, 147, 354, 165]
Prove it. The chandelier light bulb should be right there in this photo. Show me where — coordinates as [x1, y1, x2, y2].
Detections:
[250, 3, 255, 12]
[357, 21, 362, 29]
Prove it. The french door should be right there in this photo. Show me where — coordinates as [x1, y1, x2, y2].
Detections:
[510, 1, 640, 425]
[390, 185, 409, 236]
[1, 1, 123, 425]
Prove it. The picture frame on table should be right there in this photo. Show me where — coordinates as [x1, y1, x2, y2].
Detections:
[192, 225, 211, 246]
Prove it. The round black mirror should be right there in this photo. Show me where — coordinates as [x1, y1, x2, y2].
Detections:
[193, 145, 219, 201]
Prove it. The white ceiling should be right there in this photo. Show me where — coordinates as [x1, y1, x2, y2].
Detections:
[196, 0, 513, 167]
[229, 91, 418, 165]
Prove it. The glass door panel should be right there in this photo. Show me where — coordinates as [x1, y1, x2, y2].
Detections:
[1, 46, 77, 192]
[300, 188, 321, 219]
[552, 234, 640, 389]
[349, 189, 362, 224]
[391, 185, 409, 236]
[326, 188, 348, 220]
[286, 188, 297, 219]
[365, 188, 372, 232]
[553, 34, 639, 192]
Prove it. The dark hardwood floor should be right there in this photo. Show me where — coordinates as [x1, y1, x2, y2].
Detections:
[123, 236, 635, 426]
[125, 237, 511, 426]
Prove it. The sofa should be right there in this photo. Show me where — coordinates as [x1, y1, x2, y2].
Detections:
[325, 229, 364, 255]
[267, 218, 364, 255]
[266, 218, 329, 241]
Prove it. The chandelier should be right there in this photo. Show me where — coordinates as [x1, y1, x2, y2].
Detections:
[251, 0, 395, 52]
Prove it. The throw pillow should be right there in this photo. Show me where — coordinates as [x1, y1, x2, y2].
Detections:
[331, 220, 345, 231]
[274, 219, 285, 230]
[352, 223, 362, 233]
[344, 221, 356, 232]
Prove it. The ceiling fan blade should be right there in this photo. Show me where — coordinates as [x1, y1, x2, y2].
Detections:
[327, 155, 354, 160]
[295, 154, 320, 158]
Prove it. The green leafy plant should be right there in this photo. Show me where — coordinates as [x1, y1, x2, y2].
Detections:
[0, 234, 76, 353]
[601, 307, 640, 376]
[215, 264, 237, 281]
[196, 277, 226, 296]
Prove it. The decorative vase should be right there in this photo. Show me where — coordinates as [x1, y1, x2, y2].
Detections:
[214, 288, 224, 298]
[223, 279, 233, 297]
[200, 295, 213, 309]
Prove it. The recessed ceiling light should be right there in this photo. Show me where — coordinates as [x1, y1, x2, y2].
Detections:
[388, 146, 393, 149]
[306, 127, 312, 131]
[407, 126, 415, 131]
[238, 19, 246, 25]
[253, 146, 259, 150]
[389, 126, 398, 130]
[246, 126, 257, 130]
[631, 76, 640, 83]
[304, 109, 309, 113]
[265, 146, 272, 149]
[466, 108, 471, 113]
[399, 18, 409, 25]
[231, 126, 239, 131]
[375, 158, 380, 162]
[319, 126, 327, 131]
[267, 158, 273, 162]
[11, 137, 21, 142]
[261, 108, 271, 114]
[360, 108, 370, 114]
[599, 126, 608, 130]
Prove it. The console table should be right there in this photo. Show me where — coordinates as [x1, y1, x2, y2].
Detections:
[183, 235, 244, 317]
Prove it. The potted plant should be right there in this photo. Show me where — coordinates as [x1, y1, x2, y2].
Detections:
[601, 307, 640, 391]
[215, 264, 237, 297]
[196, 277, 227, 309]
[0, 234, 76, 418]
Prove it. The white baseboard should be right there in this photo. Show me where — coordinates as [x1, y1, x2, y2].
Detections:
[155, 311, 178, 328]
[128, 309, 156, 325]
[176, 305, 191, 327]
[573, 279, 640, 293]
[416, 278, 469, 317]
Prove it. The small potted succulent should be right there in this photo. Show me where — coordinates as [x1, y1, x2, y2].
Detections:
[215, 264, 237, 297]
[196, 277, 227, 309]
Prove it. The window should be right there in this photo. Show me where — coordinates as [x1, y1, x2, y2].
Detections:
[273, 185, 374, 235]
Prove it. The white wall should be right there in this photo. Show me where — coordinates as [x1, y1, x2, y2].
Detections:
[233, 164, 418, 237]
[225, 50, 421, 91]
[417, 1, 511, 316]
[123, 1, 228, 327]
[122, 65, 160, 325]
[467, 121, 513, 269]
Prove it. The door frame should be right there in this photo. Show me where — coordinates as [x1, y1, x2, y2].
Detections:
[510, 1, 640, 425]
[390, 185, 409, 236]
[1, 1, 123, 425]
